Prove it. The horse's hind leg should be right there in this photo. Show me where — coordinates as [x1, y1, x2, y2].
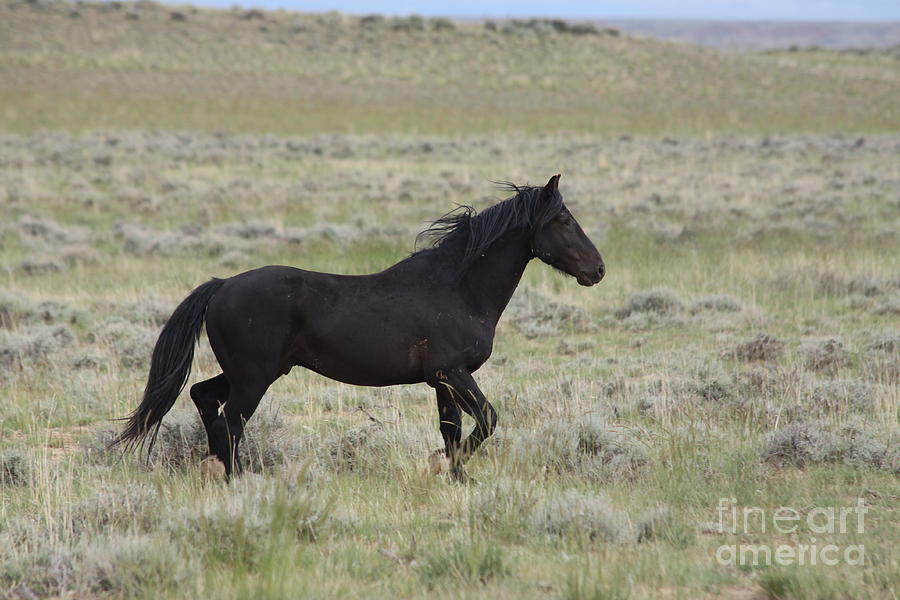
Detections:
[190, 374, 230, 475]
[206, 376, 273, 477]
[190, 374, 229, 434]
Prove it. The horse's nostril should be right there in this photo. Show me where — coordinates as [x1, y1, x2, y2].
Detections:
[598, 264, 605, 279]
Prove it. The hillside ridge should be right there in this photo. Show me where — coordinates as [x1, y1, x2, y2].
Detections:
[1, 0, 898, 134]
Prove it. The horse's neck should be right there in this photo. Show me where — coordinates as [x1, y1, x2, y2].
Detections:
[459, 231, 532, 323]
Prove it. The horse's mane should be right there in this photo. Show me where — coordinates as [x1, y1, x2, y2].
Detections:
[414, 183, 563, 272]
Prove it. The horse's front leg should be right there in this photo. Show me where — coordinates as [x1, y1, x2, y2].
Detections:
[432, 369, 497, 482]
[431, 385, 462, 476]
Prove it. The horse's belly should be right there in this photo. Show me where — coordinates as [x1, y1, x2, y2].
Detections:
[292, 333, 428, 387]
[302, 356, 424, 387]
[307, 364, 423, 387]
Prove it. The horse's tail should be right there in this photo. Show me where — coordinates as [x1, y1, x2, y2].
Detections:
[110, 277, 226, 452]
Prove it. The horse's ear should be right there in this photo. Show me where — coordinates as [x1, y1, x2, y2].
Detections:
[541, 174, 561, 199]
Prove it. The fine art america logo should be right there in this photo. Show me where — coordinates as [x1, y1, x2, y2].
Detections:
[714, 498, 867, 567]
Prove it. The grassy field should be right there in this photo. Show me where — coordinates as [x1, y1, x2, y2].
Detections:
[1, 130, 898, 599]
[1, 2, 899, 599]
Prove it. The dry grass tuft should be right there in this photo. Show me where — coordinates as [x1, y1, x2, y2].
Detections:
[725, 333, 785, 362]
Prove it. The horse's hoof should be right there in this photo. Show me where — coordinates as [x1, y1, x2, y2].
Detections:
[427, 449, 450, 476]
[451, 466, 477, 485]
[200, 455, 226, 480]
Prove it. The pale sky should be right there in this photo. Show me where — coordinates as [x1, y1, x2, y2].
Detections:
[186, 0, 900, 21]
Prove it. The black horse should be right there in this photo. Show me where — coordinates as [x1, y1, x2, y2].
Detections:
[113, 175, 604, 480]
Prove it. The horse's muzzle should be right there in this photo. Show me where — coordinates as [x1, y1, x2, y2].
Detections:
[576, 262, 604, 286]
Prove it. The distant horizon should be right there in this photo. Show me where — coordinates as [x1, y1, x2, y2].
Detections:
[172, 0, 900, 23]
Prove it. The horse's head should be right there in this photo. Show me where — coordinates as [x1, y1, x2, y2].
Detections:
[530, 175, 605, 286]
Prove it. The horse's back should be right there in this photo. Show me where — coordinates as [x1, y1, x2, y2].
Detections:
[203, 264, 439, 385]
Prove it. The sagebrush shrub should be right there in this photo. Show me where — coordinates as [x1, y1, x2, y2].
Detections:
[531, 489, 629, 542]
[0, 448, 30, 486]
[689, 294, 743, 314]
[802, 338, 850, 372]
[615, 287, 683, 319]
[762, 420, 893, 472]
[0, 324, 75, 368]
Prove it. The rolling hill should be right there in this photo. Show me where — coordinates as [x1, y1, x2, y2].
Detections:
[1, 1, 898, 135]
